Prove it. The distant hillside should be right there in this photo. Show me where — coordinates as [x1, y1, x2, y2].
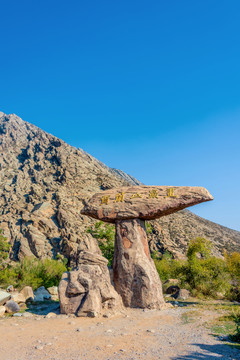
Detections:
[0, 111, 239, 264]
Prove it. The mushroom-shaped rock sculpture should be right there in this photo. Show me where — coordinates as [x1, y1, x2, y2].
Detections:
[81, 186, 213, 309]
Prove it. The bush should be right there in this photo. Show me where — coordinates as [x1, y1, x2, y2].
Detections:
[0, 257, 67, 290]
[154, 237, 234, 299]
[87, 221, 115, 266]
[0, 229, 10, 266]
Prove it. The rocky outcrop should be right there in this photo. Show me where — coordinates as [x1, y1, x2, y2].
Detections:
[81, 185, 212, 309]
[58, 251, 122, 317]
[0, 111, 239, 264]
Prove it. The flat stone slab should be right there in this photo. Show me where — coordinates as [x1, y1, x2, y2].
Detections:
[81, 186, 213, 223]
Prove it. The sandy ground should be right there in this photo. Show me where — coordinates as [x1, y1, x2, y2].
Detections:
[0, 305, 239, 360]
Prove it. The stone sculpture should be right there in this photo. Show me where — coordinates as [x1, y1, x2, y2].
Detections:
[58, 251, 123, 317]
[81, 185, 213, 309]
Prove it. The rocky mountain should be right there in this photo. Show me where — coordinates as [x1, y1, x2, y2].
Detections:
[0, 111, 239, 264]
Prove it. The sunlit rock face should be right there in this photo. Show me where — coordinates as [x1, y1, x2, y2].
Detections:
[81, 185, 213, 309]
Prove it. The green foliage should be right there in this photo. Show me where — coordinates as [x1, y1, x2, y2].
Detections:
[0, 229, 10, 264]
[146, 222, 153, 235]
[154, 237, 235, 299]
[154, 251, 184, 282]
[0, 257, 67, 290]
[87, 221, 115, 266]
[187, 237, 212, 261]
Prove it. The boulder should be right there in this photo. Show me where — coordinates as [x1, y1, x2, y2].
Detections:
[59, 251, 122, 317]
[47, 286, 58, 301]
[34, 286, 51, 302]
[0, 290, 11, 306]
[20, 286, 34, 302]
[47, 286, 58, 296]
[173, 289, 190, 300]
[0, 306, 6, 317]
[5, 300, 20, 313]
[10, 292, 26, 304]
[166, 285, 180, 295]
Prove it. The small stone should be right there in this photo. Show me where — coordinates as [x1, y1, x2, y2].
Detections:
[7, 285, 14, 292]
[106, 329, 113, 333]
[146, 329, 155, 333]
[22, 312, 33, 318]
[35, 345, 44, 350]
[13, 313, 22, 317]
[76, 328, 82, 332]
[45, 312, 56, 318]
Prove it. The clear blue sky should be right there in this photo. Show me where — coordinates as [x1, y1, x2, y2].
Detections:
[1, 1, 240, 230]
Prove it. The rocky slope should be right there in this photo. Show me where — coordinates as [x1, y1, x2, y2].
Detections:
[0, 111, 239, 263]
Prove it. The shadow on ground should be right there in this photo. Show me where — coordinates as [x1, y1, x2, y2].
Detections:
[25, 300, 60, 315]
[171, 342, 240, 360]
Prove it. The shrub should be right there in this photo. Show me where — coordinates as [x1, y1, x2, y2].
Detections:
[0, 257, 67, 290]
[0, 229, 10, 265]
[87, 221, 115, 266]
[154, 237, 233, 299]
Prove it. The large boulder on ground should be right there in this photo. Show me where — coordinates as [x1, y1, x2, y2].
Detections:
[34, 286, 51, 302]
[5, 300, 20, 313]
[0, 306, 6, 317]
[173, 289, 190, 300]
[59, 251, 123, 317]
[0, 290, 11, 306]
[20, 286, 34, 302]
[10, 292, 26, 304]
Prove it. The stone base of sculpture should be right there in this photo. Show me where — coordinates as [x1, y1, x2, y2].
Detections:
[58, 251, 123, 317]
[113, 219, 165, 309]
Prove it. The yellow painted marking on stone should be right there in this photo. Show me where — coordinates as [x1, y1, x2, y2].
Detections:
[101, 195, 110, 205]
[148, 189, 158, 199]
[114, 192, 125, 202]
[131, 193, 143, 199]
[167, 188, 177, 198]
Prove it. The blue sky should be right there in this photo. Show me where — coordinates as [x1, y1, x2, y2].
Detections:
[1, 1, 240, 230]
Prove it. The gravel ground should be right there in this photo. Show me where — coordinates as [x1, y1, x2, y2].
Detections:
[0, 306, 239, 360]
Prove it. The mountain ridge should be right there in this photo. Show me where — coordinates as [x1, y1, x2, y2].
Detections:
[0, 111, 239, 263]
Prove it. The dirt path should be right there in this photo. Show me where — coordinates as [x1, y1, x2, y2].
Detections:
[0, 306, 239, 360]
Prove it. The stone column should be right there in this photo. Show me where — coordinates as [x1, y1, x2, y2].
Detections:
[113, 219, 165, 309]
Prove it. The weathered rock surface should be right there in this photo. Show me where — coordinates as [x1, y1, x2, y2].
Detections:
[82, 185, 212, 309]
[173, 289, 190, 300]
[58, 251, 122, 317]
[0, 290, 11, 306]
[0, 306, 6, 317]
[10, 292, 26, 304]
[81, 186, 213, 222]
[0, 111, 239, 264]
[113, 219, 165, 308]
[20, 286, 34, 302]
[34, 286, 51, 302]
[5, 300, 20, 313]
